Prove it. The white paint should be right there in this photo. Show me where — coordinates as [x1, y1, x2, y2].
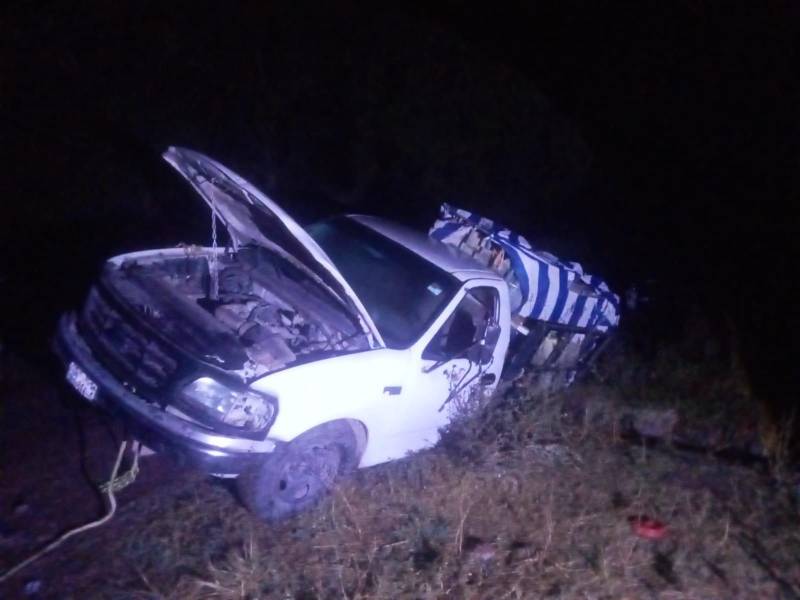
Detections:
[348, 215, 494, 281]
[251, 277, 510, 467]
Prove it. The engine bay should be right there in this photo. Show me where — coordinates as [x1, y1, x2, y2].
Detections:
[205, 258, 350, 376]
[106, 246, 369, 380]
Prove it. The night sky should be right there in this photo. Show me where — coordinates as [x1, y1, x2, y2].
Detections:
[3, 2, 799, 402]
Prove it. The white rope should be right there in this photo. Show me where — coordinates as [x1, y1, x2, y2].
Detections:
[99, 441, 141, 494]
[0, 439, 140, 583]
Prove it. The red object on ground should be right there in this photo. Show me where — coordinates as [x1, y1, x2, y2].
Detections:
[628, 515, 668, 539]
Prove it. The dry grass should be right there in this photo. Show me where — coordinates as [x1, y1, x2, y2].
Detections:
[3, 336, 799, 598]
[69, 386, 796, 600]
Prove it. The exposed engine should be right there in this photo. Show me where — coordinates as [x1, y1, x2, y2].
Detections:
[210, 251, 365, 377]
[101, 246, 367, 382]
[209, 260, 341, 375]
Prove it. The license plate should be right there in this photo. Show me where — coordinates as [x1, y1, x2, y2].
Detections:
[67, 362, 98, 402]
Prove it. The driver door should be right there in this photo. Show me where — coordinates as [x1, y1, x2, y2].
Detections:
[398, 283, 508, 451]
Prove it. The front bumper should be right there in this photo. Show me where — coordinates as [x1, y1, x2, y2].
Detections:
[55, 313, 276, 476]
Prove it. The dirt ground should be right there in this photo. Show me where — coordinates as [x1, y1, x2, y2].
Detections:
[1, 355, 799, 599]
[0, 353, 203, 596]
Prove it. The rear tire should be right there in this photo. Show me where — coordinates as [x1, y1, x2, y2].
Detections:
[238, 424, 359, 522]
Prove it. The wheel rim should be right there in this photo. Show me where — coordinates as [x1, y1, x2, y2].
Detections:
[276, 445, 339, 503]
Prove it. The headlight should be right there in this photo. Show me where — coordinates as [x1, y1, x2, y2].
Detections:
[180, 377, 275, 431]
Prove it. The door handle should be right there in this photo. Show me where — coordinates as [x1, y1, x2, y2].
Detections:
[480, 373, 496, 386]
[383, 386, 402, 396]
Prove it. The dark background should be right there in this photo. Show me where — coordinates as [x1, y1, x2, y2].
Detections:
[2, 2, 798, 414]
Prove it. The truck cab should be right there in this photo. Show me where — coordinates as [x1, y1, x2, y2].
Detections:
[269, 214, 512, 466]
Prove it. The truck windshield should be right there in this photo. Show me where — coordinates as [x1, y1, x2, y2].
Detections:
[307, 218, 458, 348]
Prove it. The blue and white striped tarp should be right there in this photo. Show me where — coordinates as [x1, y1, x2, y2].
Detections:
[429, 203, 620, 332]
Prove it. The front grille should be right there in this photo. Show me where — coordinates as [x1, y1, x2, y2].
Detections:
[79, 287, 180, 393]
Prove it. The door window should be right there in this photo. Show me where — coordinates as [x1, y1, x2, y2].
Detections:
[423, 287, 498, 361]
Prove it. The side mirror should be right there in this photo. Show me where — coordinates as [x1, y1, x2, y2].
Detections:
[467, 320, 501, 365]
[484, 321, 501, 348]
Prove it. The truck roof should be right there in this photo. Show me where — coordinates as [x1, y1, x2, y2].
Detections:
[348, 215, 501, 282]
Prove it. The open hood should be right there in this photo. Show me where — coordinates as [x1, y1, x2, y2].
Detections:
[162, 146, 384, 348]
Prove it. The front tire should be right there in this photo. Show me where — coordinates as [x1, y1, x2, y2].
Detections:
[238, 425, 358, 522]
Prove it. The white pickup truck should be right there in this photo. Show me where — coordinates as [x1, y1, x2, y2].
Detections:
[56, 147, 619, 521]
